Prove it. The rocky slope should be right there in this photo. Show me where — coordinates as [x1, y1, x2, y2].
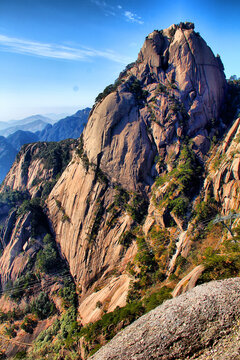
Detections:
[0, 108, 90, 182]
[1, 139, 78, 197]
[46, 21, 226, 314]
[0, 22, 239, 359]
[90, 278, 240, 360]
[0, 139, 77, 289]
[204, 117, 240, 214]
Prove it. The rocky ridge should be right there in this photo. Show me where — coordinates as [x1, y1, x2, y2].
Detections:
[46, 22, 226, 315]
[0, 22, 239, 359]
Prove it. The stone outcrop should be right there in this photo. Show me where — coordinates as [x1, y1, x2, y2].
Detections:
[47, 156, 137, 314]
[1, 22, 238, 359]
[0, 211, 35, 285]
[90, 278, 240, 360]
[2, 143, 55, 196]
[45, 23, 226, 318]
[204, 117, 240, 214]
[1, 139, 77, 197]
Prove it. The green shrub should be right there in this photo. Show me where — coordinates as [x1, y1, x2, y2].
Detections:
[80, 300, 145, 344]
[126, 193, 148, 224]
[95, 80, 121, 103]
[168, 196, 189, 218]
[118, 231, 135, 247]
[127, 77, 148, 105]
[143, 286, 172, 312]
[193, 197, 219, 223]
[41, 179, 57, 199]
[13, 351, 27, 360]
[88, 200, 105, 243]
[36, 241, 59, 273]
[7, 272, 38, 301]
[198, 241, 240, 284]
[21, 316, 38, 334]
[156, 83, 168, 94]
[154, 144, 202, 222]
[58, 306, 80, 346]
[5, 325, 17, 338]
[135, 237, 157, 272]
[32, 140, 76, 177]
[0, 189, 29, 208]
[30, 292, 56, 320]
[59, 279, 78, 309]
[76, 135, 90, 170]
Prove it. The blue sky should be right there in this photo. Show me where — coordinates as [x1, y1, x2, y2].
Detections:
[0, 0, 239, 122]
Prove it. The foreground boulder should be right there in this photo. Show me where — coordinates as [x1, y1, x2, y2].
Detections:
[90, 278, 240, 360]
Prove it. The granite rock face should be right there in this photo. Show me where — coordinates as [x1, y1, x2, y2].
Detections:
[90, 278, 240, 360]
[1, 140, 77, 197]
[0, 23, 228, 325]
[204, 117, 240, 214]
[83, 23, 226, 190]
[45, 22, 227, 319]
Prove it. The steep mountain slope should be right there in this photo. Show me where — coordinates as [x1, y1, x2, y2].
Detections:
[0, 108, 90, 184]
[46, 21, 226, 308]
[204, 117, 240, 214]
[0, 137, 17, 183]
[5, 114, 52, 127]
[1, 139, 78, 197]
[0, 22, 239, 359]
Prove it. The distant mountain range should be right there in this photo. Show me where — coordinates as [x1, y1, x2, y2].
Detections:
[0, 114, 52, 132]
[0, 113, 72, 133]
[37, 108, 90, 142]
[0, 108, 90, 183]
[0, 119, 49, 137]
[0, 136, 17, 183]
[6, 130, 39, 151]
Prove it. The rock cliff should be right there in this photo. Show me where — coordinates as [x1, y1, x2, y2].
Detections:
[204, 117, 240, 214]
[0, 22, 239, 359]
[46, 23, 226, 319]
[1, 139, 77, 197]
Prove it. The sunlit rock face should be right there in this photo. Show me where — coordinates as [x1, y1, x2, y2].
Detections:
[0, 22, 227, 326]
[45, 22, 226, 321]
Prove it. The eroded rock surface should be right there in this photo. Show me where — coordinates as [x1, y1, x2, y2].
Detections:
[204, 117, 240, 214]
[90, 278, 240, 360]
[0, 22, 228, 328]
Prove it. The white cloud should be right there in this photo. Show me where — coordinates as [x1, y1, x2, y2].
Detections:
[124, 11, 143, 24]
[91, 1, 143, 24]
[0, 34, 131, 64]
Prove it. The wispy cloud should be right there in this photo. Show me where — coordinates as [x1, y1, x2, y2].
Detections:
[91, 0, 143, 24]
[0, 34, 131, 64]
[124, 11, 143, 24]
